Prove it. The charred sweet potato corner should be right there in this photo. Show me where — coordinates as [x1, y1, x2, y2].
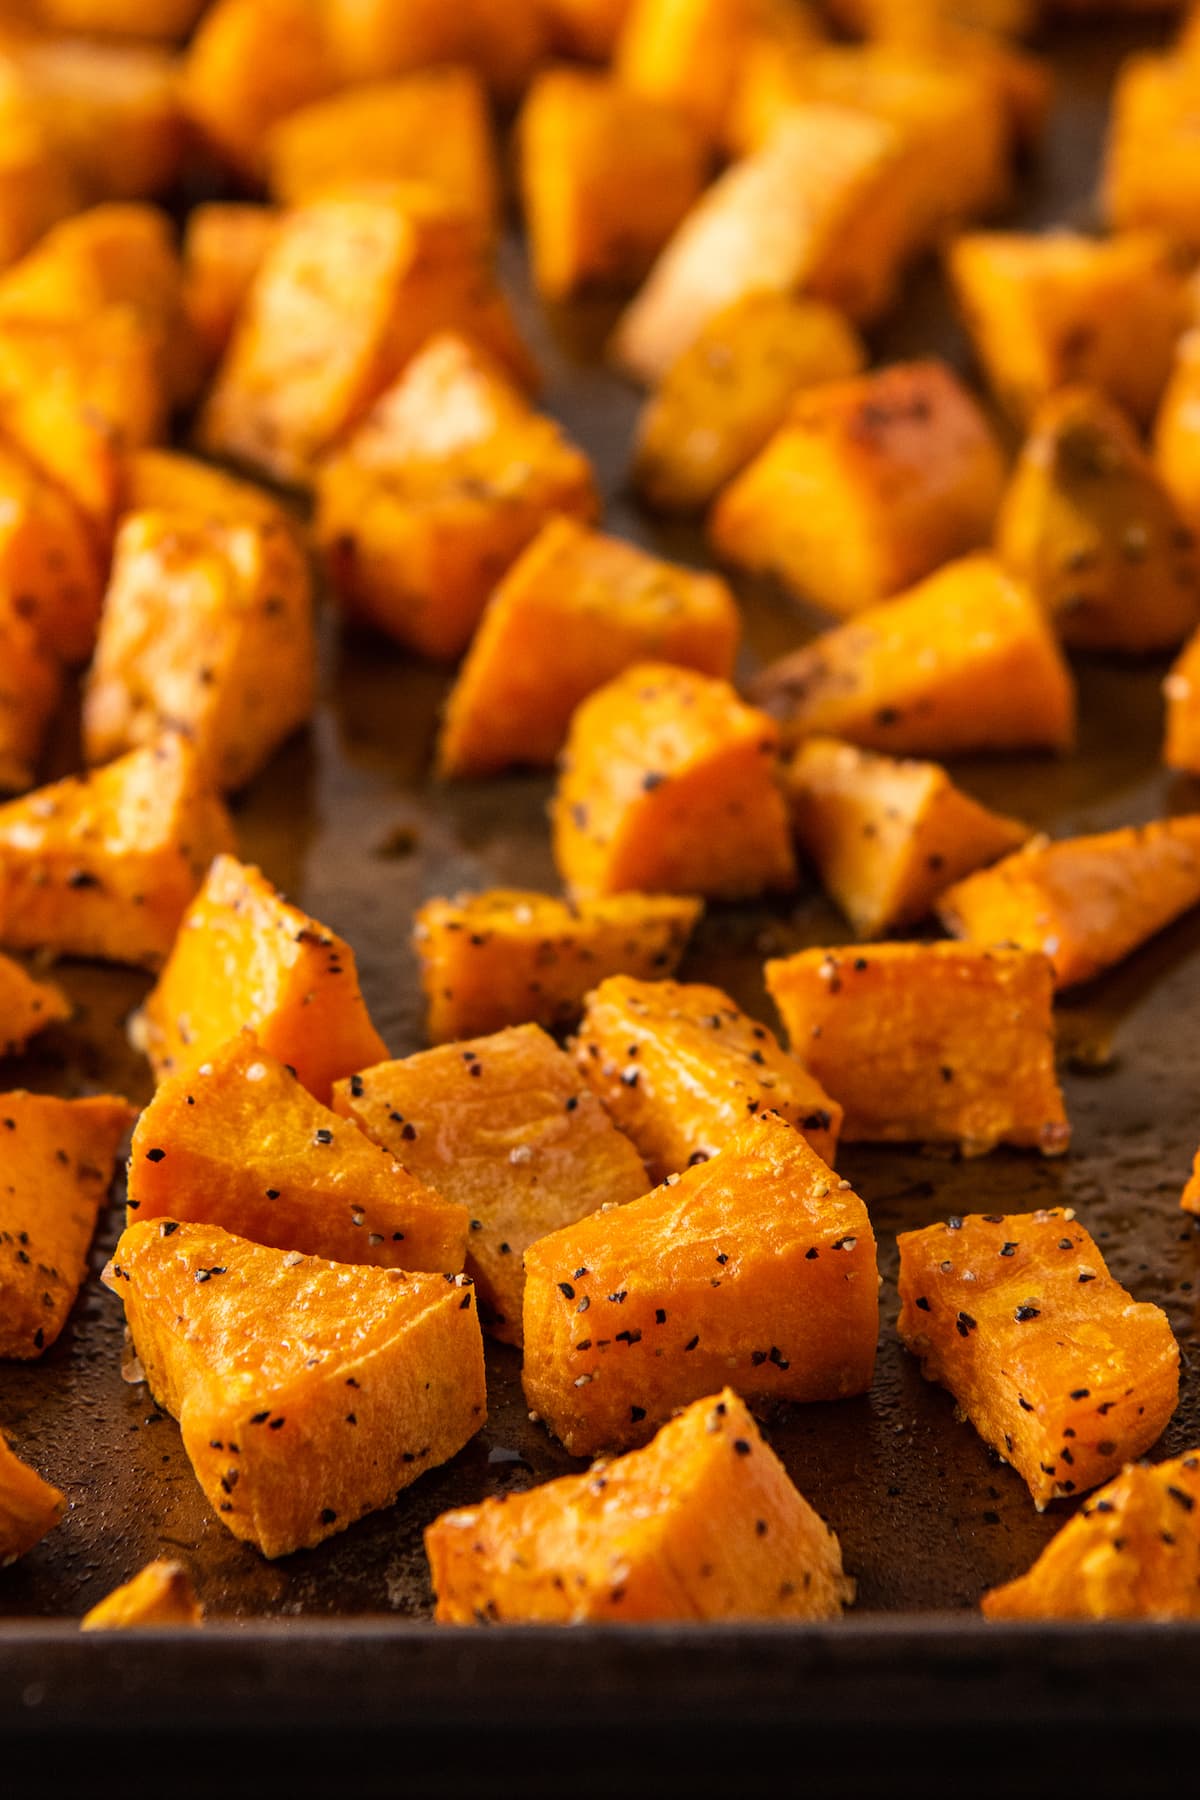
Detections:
[1, 0, 1199, 1647]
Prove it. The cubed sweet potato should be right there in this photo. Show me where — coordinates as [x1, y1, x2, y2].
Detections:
[1153, 328, 1200, 535]
[0, 603, 62, 794]
[318, 0, 463, 82]
[543, 0, 635, 58]
[426, 1388, 854, 1624]
[0, 735, 235, 969]
[1103, 53, 1200, 247]
[998, 385, 1200, 652]
[938, 816, 1200, 989]
[181, 0, 336, 182]
[785, 738, 1030, 937]
[710, 360, 1006, 618]
[317, 335, 597, 661]
[522, 1110, 878, 1458]
[413, 889, 702, 1044]
[616, 0, 823, 141]
[897, 1209, 1180, 1508]
[181, 204, 279, 372]
[34, 0, 205, 36]
[119, 449, 297, 534]
[749, 556, 1076, 756]
[0, 1430, 65, 1564]
[331, 1023, 649, 1346]
[0, 110, 78, 271]
[81, 1560, 202, 1629]
[1165, 628, 1200, 774]
[766, 943, 1068, 1156]
[0, 1090, 135, 1359]
[105, 1218, 487, 1558]
[133, 854, 388, 1102]
[0, 950, 69, 1054]
[129, 1032, 469, 1275]
[0, 433, 103, 664]
[436, 518, 739, 777]
[553, 662, 796, 902]
[834, 0, 1035, 33]
[632, 291, 865, 515]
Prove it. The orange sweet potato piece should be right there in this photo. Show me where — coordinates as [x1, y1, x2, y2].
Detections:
[982, 1450, 1200, 1620]
[785, 738, 1030, 937]
[181, 0, 336, 182]
[181, 204, 279, 372]
[938, 816, 1200, 989]
[0, 110, 78, 272]
[128, 1032, 469, 1275]
[1103, 53, 1200, 248]
[711, 360, 1006, 618]
[860, 16, 1052, 155]
[0, 1430, 65, 1564]
[615, 0, 823, 141]
[897, 1209, 1180, 1508]
[1167, 630, 1200, 775]
[553, 662, 796, 902]
[134, 854, 388, 1102]
[436, 518, 739, 777]
[81, 1560, 203, 1630]
[573, 975, 842, 1178]
[0, 603, 62, 794]
[317, 335, 597, 661]
[332, 1023, 649, 1346]
[766, 943, 1068, 1156]
[0, 950, 69, 1053]
[34, 0, 206, 36]
[522, 1110, 878, 1458]
[0, 432, 103, 664]
[413, 888, 703, 1044]
[0, 1090, 134, 1359]
[426, 1388, 854, 1624]
[748, 556, 1076, 757]
[119, 449, 297, 534]
[105, 1218, 486, 1558]
[1154, 328, 1200, 536]
[0, 736, 234, 969]
[544, 0, 635, 59]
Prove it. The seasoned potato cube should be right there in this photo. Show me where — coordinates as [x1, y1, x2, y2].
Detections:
[81, 1561, 202, 1630]
[0, 604, 61, 794]
[711, 359, 1006, 617]
[749, 557, 1076, 757]
[181, 0, 335, 181]
[0, 434, 102, 664]
[0, 110, 78, 271]
[1153, 328, 1200, 534]
[317, 335, 597, 661]
[843, 14, 1051, 154]
[553, 662, 796, 902]
[0, 1431, 65, 1566]
[0, 951, 69, 1056]
[633, 291, 865, 514]
[1165, 628, 1200, 775]
[616, 0, 823, 141]
[318, 0, 462, 82]
[437, 517, 738, 776]
[182, 204, 279, 372]
[119, 448, 297, 533]
[1103, 54, 1200, 245]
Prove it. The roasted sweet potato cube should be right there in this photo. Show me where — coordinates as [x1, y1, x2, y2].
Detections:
[616, 0, 823, 141]
[0, 433, 103, 664]
[82, 506, 316, 792]
[522, 1110, 878, 1459]
[544, 0, 635, 58]
[427, 1388, 854, 1624]
[0, 736, 235, 969]
[34, 0, 206, 36]
[833, 0, 1035, 33]
[1165, 628, 1200, 775]
[332, 1023, 648, 1346]
[105, 1219, 487, 1558]
[413, 889, 702, 1044]
[0, 604, 62, 794]
[134, 855, 388, 1101]
[0, 951, 69, 1054]
[1103, 53, 1200, 247]
[998, 386, 1200, 653]
[553, 663, 796, 902]
[785, 739, 1030, 938]
[632, 291, 865, 515]
[129, 1033, 469, 1275]
[317, 335, 597, 661]
[1154, 329, 1200, 535]
[749, 557, 1075, 757]
[573, 975, 842, 1178]
[711, 360, 1006, 617]
[982, 1450, 1200, 1620]
[317, 0, 462, 82]
[0, 1431, 65, 1564]
[181, 0, 335, 181]
[182, 204, 279, 371]
[437, 519, 739, 777]
[897, 1209, 1180, 1508]
[119, 449, 297, 534]
[0, 110, 78, 271]
[949, 229, 1186, 427]
[0, 1091, 134, 1359]
[766, 943, 1068, 1156]
[938, 816, 1200, 990]
[81, 1559, 203, 1630]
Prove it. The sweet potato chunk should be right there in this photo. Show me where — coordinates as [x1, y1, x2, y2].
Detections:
[949, 229, 1186, 427]
[182, 204, 279, 372]
[82, 506, 316, 792]
[998, 385, 1200, 653]
[544, 0, 635, 59]
[939, 817, 1200, 990]
[785, 738, 1030, 938]
[105, 1218, 486, 1558]
[81, 1560, 202, 1630]
[436, 519, 739, 777]
[1154, 329, 1200, 536]
[317, 335, 597, 661]
[0, 736, 234, 969]
[34, 0, 205, 36]
[632, 291, 866, 515]
[0, 111, 78, 272]
[897, 1209, 1180, 1508]
[181, 0, 335, 181]
[615, 0, 822, 141]
[982, 1450, 1200, 1620]
[573, 975, 842, 1178]
[1165, 629, 1200, 775]
[554, 663, 796, 902]
[0, 433, 103, 664]
[119, 449, 296, 533]
[766, 943, 1068, 1156]
[749, 557, 1076, 757]
[1183, 1150, 1200, 1216]
[0, 1091, 134, 1359]
[129, 1033, 469, 1275]
[1103, 53, 1200, 247]
[426, 1388, 854, 1624]
[0, 604, 62, 794]
[134, 854, 388, 1102]
[522, 1110, 878, 1458]
[331, 1023, 649, 1346]
[0, 951, 69, 1054]
[711, 360, 1006, 618]
[413, 889, 702, 1044]
[0, 1430, 65, 1564]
